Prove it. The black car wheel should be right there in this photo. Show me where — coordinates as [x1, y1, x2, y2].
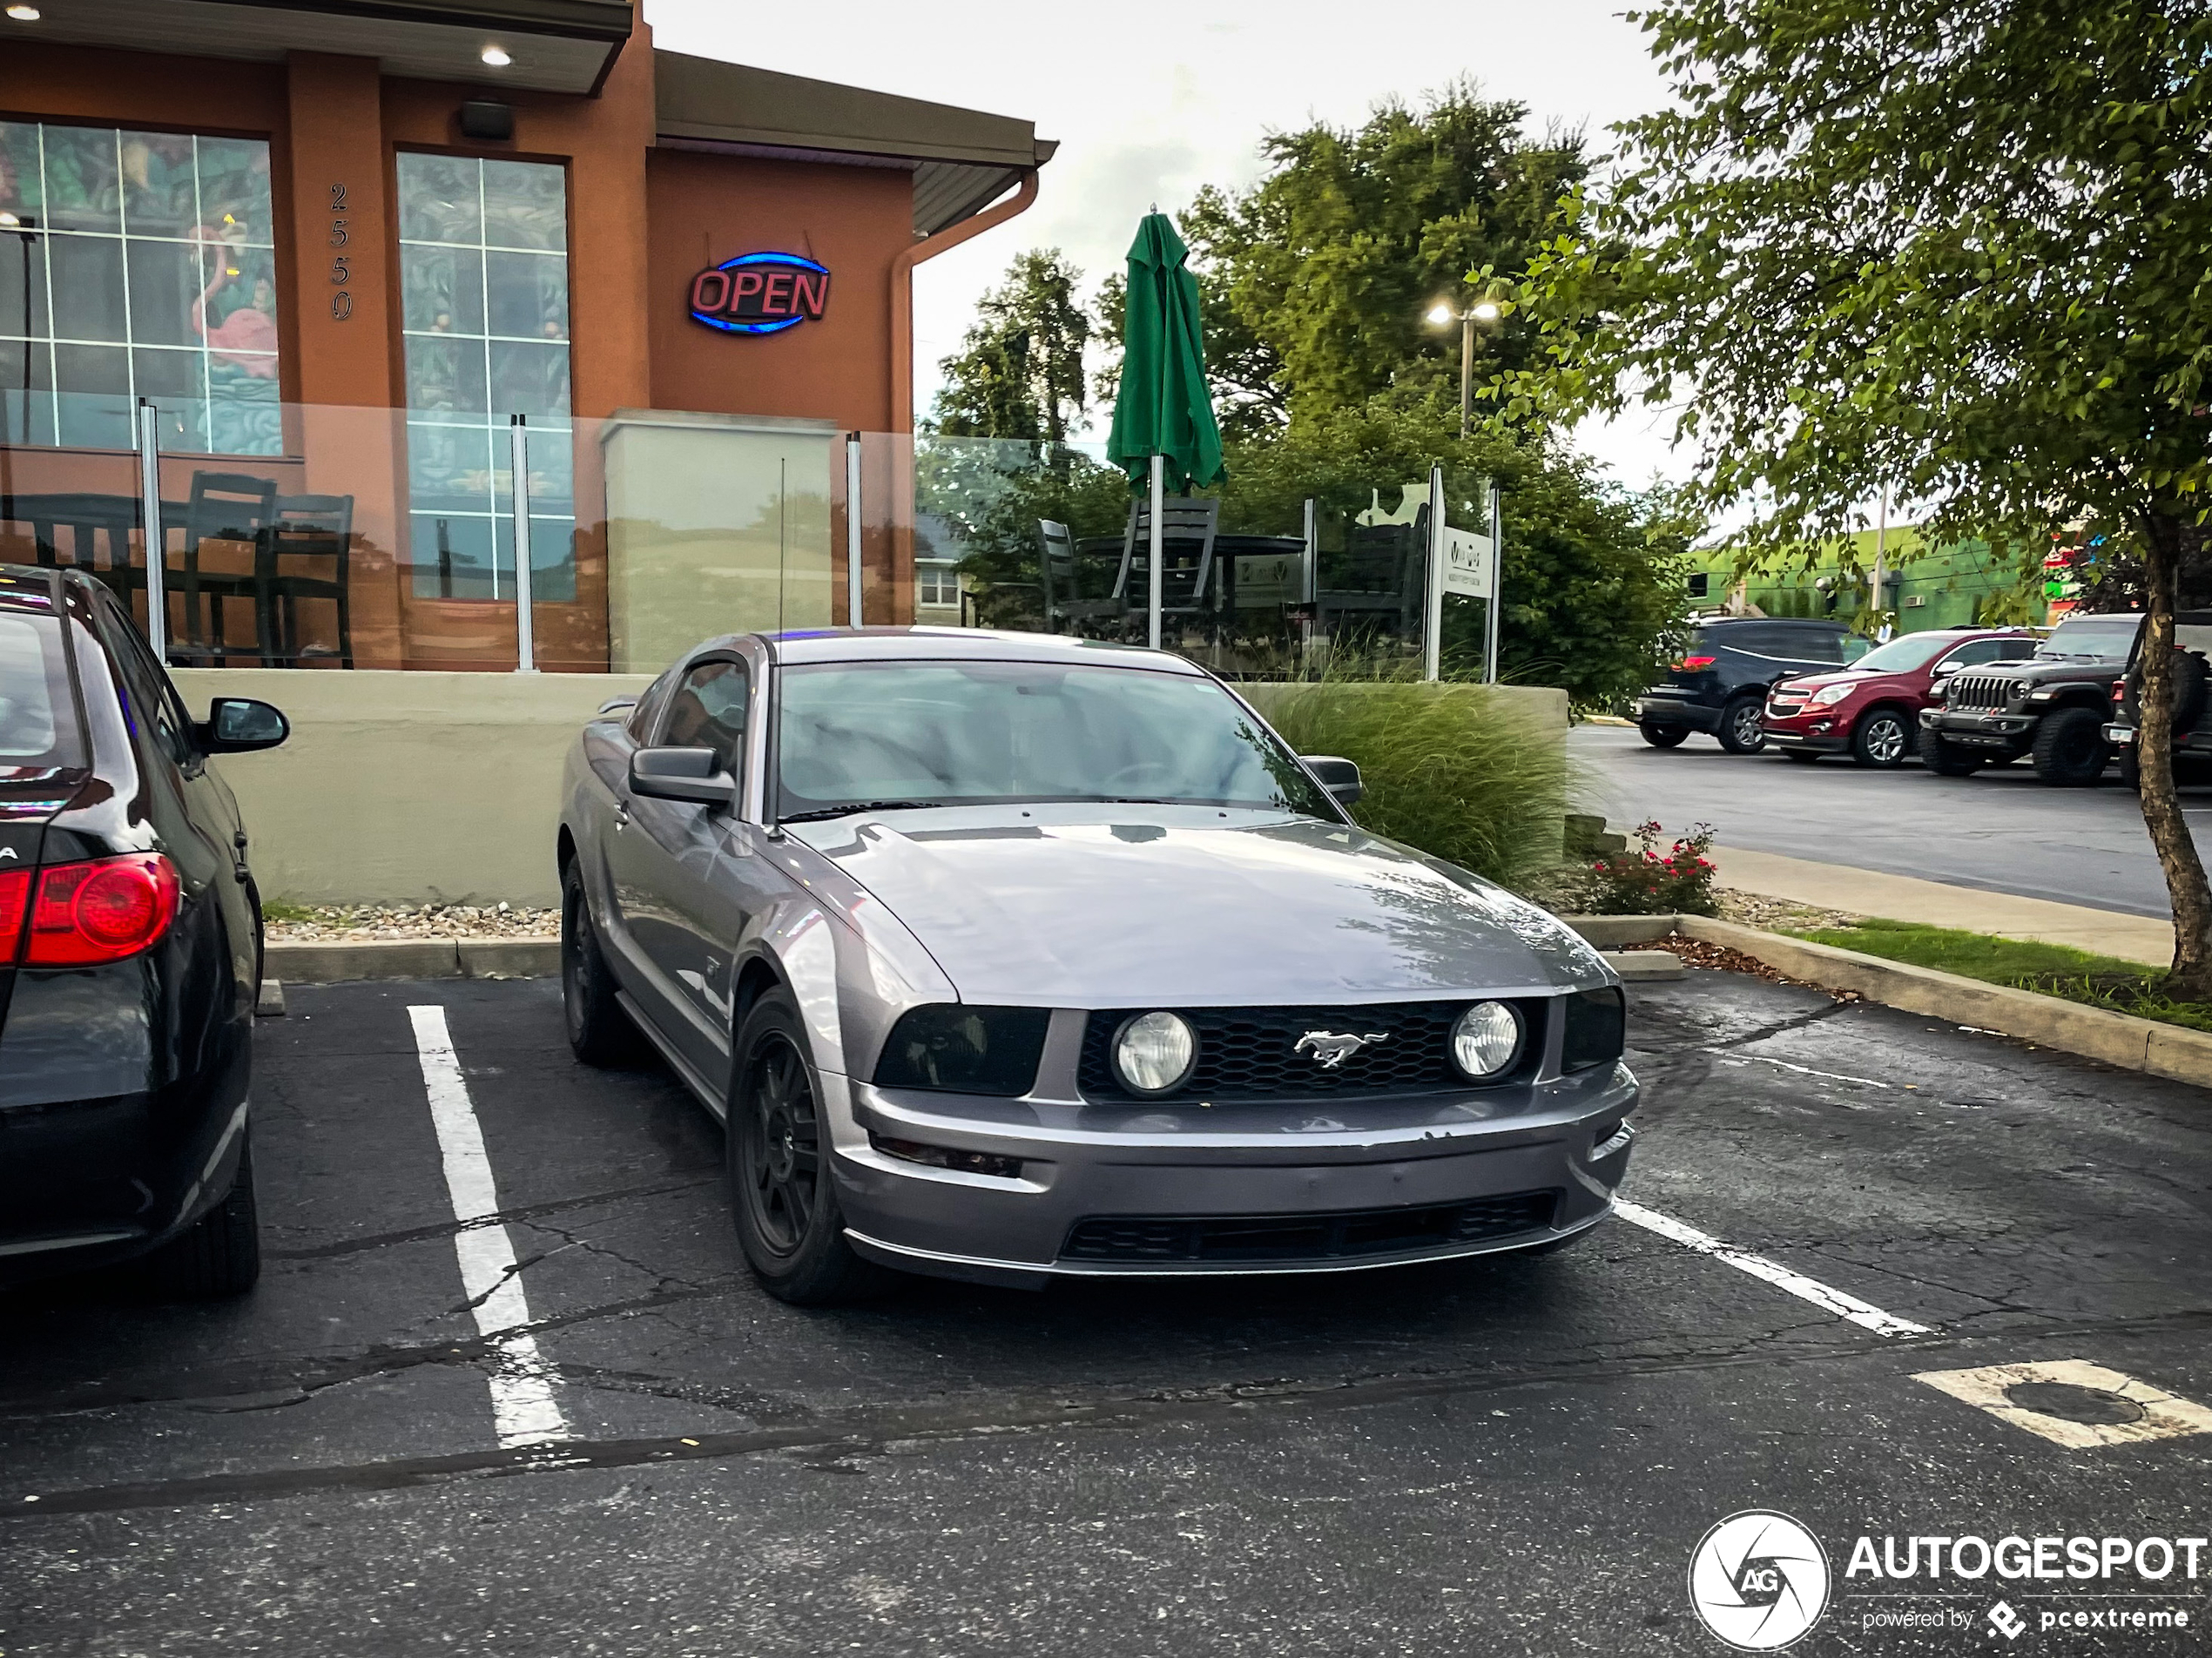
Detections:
[562, 859, 642, 1067]
[728, 989, 894, 1306]
[1852, 710, 1912, 768]
[1919, 726, 1984, 777]
[1637, 722, 1689, 749]
[141, 1133, 260, 1300]
[1716, 696, 1767, 754]
[2119, 745, 2141, 791]
[2032, 705, 2110, 786]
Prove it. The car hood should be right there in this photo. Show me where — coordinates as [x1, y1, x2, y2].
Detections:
[1967, 656, 2126, 684]
[787, 805, 1610, 1007]
[1776, 670, 1875, 693]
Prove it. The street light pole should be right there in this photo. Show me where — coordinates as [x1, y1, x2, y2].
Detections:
[1427, 297, 1501, 441]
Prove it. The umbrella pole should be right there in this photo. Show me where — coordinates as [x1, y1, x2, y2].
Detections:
[1148, 453, 1165, 650]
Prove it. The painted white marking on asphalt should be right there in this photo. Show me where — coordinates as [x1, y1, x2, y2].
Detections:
[408, 1004, 572, 1449]
[1615, 1199, 1932, 1338]
[1715, 1050, 1895, 1088]
[1913, 1359, 2212, 1448]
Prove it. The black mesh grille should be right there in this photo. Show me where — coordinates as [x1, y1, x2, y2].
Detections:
[1076, 1000, 1548, 1102]
[1946, 673, 2012, 711]
[1062, 1191, 1561, 1263]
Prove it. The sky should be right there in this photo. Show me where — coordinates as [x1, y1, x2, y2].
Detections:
[644, 0, 1684, 489]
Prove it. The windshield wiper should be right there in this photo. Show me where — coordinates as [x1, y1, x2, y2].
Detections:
[778, 799, 946, 824]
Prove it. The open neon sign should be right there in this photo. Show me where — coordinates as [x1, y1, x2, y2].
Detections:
[688, 251, 831, 334]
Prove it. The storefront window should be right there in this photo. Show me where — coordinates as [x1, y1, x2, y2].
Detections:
[398, 153, 575, 603]
[0, 122, 280, 454]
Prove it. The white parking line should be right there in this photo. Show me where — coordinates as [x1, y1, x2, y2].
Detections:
[408, 1005, 572, 1449]
[1615, 1199, 1932, 1338]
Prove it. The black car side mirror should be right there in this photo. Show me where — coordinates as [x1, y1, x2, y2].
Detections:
[631, 745, 737, 809]
[198, 698, 288, 754]
[1301, 754, 1364, 807]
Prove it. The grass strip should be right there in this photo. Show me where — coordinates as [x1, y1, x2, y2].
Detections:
[1783, 917, 2212, 1034]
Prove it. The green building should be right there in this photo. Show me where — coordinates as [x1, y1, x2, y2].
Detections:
[1686, 528, 2047, 633]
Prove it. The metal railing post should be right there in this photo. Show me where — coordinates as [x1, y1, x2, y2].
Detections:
[509, 415, 536, 672]
[135, 399, 167, 663]
[846, 433, 864, 628]
[1422, 464, 1445, 682]
[1148, 454, 1165, 651]
[1483, 482, 1503, 684]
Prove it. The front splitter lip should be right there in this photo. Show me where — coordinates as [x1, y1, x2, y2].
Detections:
[846, 1205, 1612, 1281]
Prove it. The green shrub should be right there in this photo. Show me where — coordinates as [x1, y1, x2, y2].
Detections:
[1258, 680, 1568, 891]
[1561, 819, 1721, 915]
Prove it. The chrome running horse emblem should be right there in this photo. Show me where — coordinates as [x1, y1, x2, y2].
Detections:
[1293, 1030, 1389, 1068]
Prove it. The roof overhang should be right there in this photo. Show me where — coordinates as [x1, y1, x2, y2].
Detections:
[653, 51, 1055, 239]
[4, 0, 634, 94]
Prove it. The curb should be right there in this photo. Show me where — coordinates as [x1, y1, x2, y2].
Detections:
[1563, 913, 2212, 1091]
[266, 937, 559, 984]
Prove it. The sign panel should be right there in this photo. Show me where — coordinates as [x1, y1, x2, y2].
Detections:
[1441, 524, 1494, 598]
[689, 252, 832, 335]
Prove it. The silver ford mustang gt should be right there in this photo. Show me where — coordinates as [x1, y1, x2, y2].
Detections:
[557, 628, 1636, 1304]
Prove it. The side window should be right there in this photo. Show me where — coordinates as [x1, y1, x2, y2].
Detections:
[94, 602, 192, 769]
[1686, 572, 1710, 598]
[659, 659, 751, 772]
[1782, 627, 1844, 664]
[1938, 640, 2006, 671]
[625, 670, 677, 745]
[1993, 639, 2038, 660]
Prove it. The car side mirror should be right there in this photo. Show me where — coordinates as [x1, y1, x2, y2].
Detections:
[198, 698, 288, 754]
[630, 745, 737, 809]
[1301, 754, 1363, 807]
[1931, 659, 1959, 677]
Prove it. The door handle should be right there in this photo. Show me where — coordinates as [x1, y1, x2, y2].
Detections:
[613, 802, 631, 828]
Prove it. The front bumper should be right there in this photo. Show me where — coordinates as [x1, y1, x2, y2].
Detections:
[1635, 692, 1720, 733]
[1919, 706, 2033, 750]
[1762, 706, 1851, 752]
[829, 1064, 1640, 1287]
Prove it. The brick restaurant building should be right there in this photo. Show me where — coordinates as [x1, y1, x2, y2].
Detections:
[0, 1, 1053, 671]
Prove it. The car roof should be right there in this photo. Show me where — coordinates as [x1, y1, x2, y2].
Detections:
[725, 626, 1215, 673]
[0, 563, 68, 614]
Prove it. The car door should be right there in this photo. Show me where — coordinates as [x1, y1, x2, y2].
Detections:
[603, 652, 757, 1087]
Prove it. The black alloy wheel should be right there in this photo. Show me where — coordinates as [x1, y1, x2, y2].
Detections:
[1852, 710, 1912, 768]
[1919, 726, 1984, 777]
[1716, 696, 1767, 754]
[562, 860, 641, 1067]
[727, 988, 893, 1306]
[1638, 722, 1689, 749]
[2031, 705, 2110, 786]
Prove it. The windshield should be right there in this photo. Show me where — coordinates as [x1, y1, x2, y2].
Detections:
[1844, 634, 1958, 674]
[2036, 617, 2139, 660]
[0, 609, 83, 777]
[773, 659, 1335, 819]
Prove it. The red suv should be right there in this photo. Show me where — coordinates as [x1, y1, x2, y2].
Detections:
[1763, 627, 2041, 766]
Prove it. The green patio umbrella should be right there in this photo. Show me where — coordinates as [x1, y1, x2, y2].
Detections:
[1106, 212, 1224, 648]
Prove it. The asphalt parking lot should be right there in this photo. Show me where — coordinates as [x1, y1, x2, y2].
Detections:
[3, 971, 2209, 1657]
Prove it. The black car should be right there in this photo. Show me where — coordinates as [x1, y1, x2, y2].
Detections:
[0, 564, 288, 1296]
[1634, 617, 1862, 753]
[1918, 611, 2140, 785]
[2101, 610, 2212, 788]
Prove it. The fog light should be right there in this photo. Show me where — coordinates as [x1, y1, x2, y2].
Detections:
[871, 1135, 1022, 1180]
[1449, 1001, 1521, 1079]
[1112, 1011, 1196, 1093]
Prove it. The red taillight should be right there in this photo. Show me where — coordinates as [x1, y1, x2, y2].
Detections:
[0, 867, 28, 963]
[2113, 679, 2127, 701]
[1678, 655, 1717, 671]
[22, 853, 179, 967]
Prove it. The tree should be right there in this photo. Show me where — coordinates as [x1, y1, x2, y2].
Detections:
[1158, 82, 1584, 439]
[1510, 0, 2212, 995]
[928, 249, 1091, 443]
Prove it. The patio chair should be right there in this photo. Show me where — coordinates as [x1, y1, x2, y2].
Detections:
[1036, 519, 1126, 637]
[1316, 515, 1426, 644]
[0, 492, 143, 605]
[1110, 496, 1221, 638]
[256, 495, 355, 667]
[169, 471, 279, 663]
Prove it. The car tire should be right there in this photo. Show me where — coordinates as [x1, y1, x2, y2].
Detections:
[728, 988, 897, 1307]
[1715, 696, 1767, 754]
[1851, 709, 1912, 768]
[2032, 705, 2109, 786]
[1919, 726, 1983, 777]
[1637, 723, 1689, 749]
[1780, 749, 1823, 764]
[562, 859, 643, 1068]
[2118, 745, 2141, 792]
[141, 1133, 260, 1300]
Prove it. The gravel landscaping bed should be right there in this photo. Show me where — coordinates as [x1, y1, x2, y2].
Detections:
[264, 902, 557, 942]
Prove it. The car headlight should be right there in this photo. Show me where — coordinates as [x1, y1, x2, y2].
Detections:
[1562, 987, 1626, 1073]
[1810, 683, 1854, 706]
[1450, 1001, 1523, 1079]
[874, 1005, 1051, 1096]
[1112, 1011, 1197, 1094]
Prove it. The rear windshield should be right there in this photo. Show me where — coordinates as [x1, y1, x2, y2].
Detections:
[0, 610, 83, 775]
[2036, 617, 2139, 660]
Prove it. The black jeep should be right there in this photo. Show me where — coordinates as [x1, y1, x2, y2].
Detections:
[2101, 611, 2212, 789]
[1917, 612, 2140, 785]
[1633, 617, 1860, 753]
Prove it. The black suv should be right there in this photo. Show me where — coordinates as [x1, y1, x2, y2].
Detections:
[2101, 611, 2212, 788]
[1634, 618, 1860, 753]
[1918, 611, 2140, 785]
